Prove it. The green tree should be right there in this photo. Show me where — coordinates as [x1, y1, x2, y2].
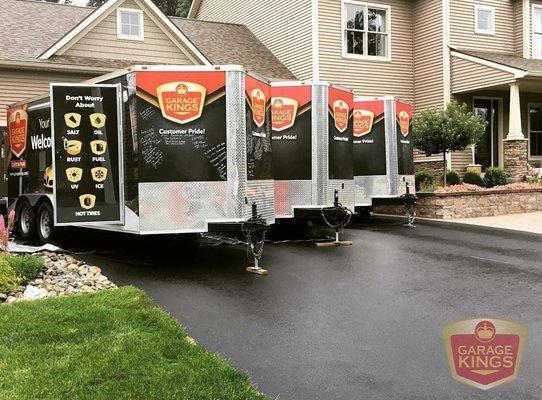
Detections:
[87, 0, 192, 17]
[412, 102, 486, 185]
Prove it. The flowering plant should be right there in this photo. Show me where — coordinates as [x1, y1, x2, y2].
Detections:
[0, 210, 15, 253]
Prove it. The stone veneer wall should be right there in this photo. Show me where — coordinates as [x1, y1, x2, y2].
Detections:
[415, 160, 445, 184]
[374, 188, 542, 219]
[504, 139, 528, 181]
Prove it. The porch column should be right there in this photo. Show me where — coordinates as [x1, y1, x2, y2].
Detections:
[504, 82, 528, 180]
[507, 83, 524, 140]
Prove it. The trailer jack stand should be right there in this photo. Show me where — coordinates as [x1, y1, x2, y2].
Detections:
[316, 189, 353, 247]
[246, 257, 268, 275]
[243, 202, 269, 275]
[316, 227, 353, 247]
[404, 203, 416, 228]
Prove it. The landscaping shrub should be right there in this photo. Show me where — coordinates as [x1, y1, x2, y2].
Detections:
[443, 170, 461, 186]
[462, 171, 485, 187]
[483, 166, 508, 188]
[6, 254, 44, 283]
[0, 258, 21, 295]
[415, 168, 434, 191]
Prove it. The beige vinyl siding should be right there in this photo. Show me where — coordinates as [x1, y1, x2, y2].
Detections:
[0, 69, 93, 126]
[413, 0, 444, 110]
[61, 0, 196, 64]
[451, 56, 516, 93]
[196, 0, 312, 79]
[318, 0, 414, 101]
[449, 0, 515, 53]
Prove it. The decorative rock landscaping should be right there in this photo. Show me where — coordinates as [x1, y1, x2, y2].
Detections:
[1, 252, 117, 304]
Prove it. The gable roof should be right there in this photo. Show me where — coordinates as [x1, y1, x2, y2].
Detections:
[0, 0, 295, 79]
[39, 0, 210, 65]
[171, 18, 297, 80]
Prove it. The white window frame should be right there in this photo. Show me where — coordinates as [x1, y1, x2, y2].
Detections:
[528, 103, 542, 160]
[474, 5, 495, 35]
[532, 4, 542, 60]
[341, 0, 392, 62]
[117, 8, 144, 41]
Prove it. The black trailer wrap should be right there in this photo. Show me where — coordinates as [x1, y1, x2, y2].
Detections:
[352, 100, 387, 177]
[328, 86, 353, 180]
[396, 100, 414, 175]
[135, 71, 227, 183]
[51, 84, 123, 225]
[245, 75, 272, 181]
[271, 85, 312, 181]
[7, 104, 53, 201]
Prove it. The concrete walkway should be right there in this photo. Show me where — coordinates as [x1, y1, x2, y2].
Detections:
[443, 212, 542, 235]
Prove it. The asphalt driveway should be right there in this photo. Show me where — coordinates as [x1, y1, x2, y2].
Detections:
[62, 218, 542, 400]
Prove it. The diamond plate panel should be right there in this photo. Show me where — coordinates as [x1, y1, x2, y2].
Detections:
[313, 84, 328, 205]
[274, 180, 312, 218]
[327, 180, 355, 210]
[139, 181, 236, 232]
[247, 179, 275, 224]
[354, 175, 389, 206]
[397, 175, 415, 195]
[385, 99, 399, 196]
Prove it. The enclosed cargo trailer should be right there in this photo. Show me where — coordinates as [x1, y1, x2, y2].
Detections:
[6, 65, 274, 247]
[271, 81, 354, 222]
[352, 96, 416, 220]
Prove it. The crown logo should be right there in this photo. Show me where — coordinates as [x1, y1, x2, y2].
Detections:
[176, 84, 188, 95]
[475, 321, 496, 342]
[273, 98, 284, 108]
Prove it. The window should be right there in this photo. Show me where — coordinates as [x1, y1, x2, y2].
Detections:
[343, 2, 390, 59]
[533, 6, 542, 58]
[474, 5, 495, 35]
[529, 106, 542, 157]
[117, 8, 144, 41]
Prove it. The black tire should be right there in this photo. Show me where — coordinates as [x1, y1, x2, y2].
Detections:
[36, 202, 55, 244]
[16, 198, 35, 240]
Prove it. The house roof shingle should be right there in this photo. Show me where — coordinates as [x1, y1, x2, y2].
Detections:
[170, 18, 296, 80]
[0, 0, 295, 80]
[458, 50, 542, 74]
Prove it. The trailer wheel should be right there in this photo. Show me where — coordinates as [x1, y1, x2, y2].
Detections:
[16, 199, 35, 240]
[36, 202, 54, 244]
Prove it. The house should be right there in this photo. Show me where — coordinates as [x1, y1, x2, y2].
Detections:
[0, 0, 295, 195]
[190, 0, 542, 180]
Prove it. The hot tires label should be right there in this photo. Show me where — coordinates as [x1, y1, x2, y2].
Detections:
[52, 84, 122, 224]
[135, 71, 227, 183]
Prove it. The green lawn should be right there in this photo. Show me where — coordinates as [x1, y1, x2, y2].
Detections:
[0, 287, 265, 400]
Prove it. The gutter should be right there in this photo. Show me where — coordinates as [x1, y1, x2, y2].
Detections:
[0, 59, 115, 74]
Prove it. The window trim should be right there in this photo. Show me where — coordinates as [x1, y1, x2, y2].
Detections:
[474, 5, 495, 36]
[528, 103, 542, 160]
[341, 0, 392, 62]
[117, 7, 144, 41]
[532, 4, 542, 60]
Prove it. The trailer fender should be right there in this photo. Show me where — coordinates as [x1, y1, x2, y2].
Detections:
[12, 194, 53, 221]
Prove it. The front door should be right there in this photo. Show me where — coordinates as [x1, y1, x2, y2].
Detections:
[473, 98, 500, 171]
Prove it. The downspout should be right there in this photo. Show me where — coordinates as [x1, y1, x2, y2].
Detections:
[523, 0, 530, 58]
